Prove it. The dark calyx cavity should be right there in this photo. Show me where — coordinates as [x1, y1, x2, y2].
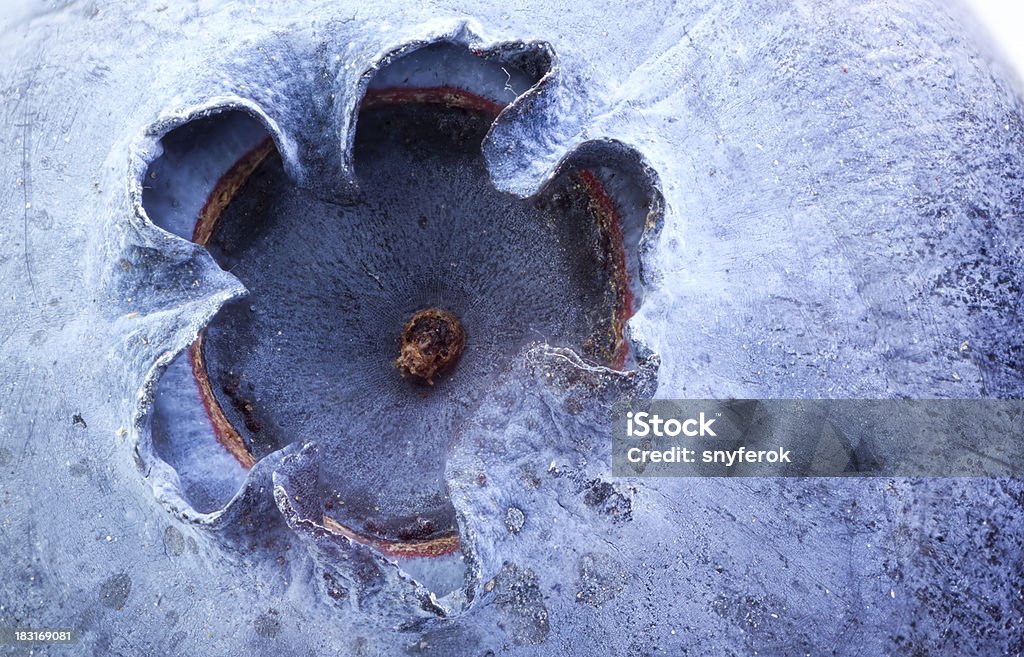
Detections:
[199, 98, 624, 543]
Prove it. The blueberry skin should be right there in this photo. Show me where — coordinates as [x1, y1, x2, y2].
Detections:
[0, 2, 1022, 656]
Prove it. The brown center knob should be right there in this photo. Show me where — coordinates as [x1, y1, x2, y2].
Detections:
[395, 308, 465, 385]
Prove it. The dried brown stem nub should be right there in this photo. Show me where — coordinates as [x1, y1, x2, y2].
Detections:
[395, 308, 465, 384]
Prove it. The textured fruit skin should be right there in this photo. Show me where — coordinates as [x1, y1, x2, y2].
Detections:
[1, 1, 1023, 656]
